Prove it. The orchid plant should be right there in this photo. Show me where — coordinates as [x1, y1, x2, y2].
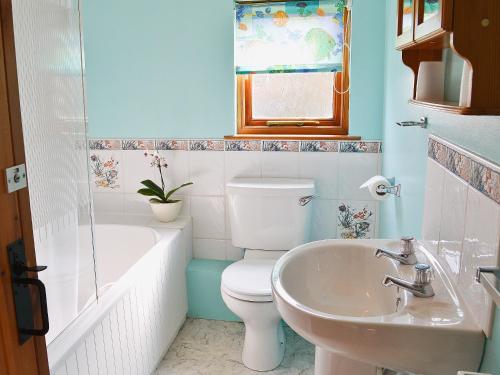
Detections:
[137, 151, 193, 203]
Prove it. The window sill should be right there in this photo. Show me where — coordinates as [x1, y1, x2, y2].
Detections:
[224, 134, 361, 141]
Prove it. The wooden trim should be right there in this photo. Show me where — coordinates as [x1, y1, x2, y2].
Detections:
[0, 1, 49, 374]
[341, 8, 351, 131]
[396, 0, 415, 49]
[225, 134, 361, 140]
[236, 8, 351, 136]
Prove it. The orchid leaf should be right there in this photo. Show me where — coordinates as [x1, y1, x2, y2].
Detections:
[140, 179, 165, 198]
[164, 182, 193, 202]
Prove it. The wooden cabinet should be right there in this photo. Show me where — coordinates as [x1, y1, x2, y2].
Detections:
[396, 0, 415, 49]
[395, 0, 500, 115]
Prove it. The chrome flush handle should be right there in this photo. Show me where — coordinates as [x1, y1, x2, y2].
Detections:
[299, 195, 315, 206]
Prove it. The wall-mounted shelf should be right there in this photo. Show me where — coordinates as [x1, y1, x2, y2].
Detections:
[396, 0, 500, 115]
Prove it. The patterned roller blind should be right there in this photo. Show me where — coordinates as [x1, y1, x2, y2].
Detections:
[235, 0, 345, 74]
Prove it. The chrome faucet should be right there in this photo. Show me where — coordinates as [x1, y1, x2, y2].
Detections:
[374, 236, 418, 265]
[382, 263, 435, 298]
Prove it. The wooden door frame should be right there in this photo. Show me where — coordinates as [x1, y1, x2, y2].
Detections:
[0, 0, 50, 374]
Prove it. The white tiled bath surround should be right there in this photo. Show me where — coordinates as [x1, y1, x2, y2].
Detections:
[423, 135, 500, 337]
[89, 140, 382, 260]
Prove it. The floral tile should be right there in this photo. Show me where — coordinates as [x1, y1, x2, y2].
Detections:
[225, 140, 261, 151]
[428, 136, 500, 205]
[155, 139, 189, 151]
[337, 202, 375, 239]
[89, 139, 121, 150]
[262, 140, 300, 152]
[189, 140, 225, 151]
[121, 139, 155, 150]
[89, 152, 120, 190]
[300, 141, 338, 152]
[339, 141, 381, 153]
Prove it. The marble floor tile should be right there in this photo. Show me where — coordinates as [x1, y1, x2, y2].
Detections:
[155, 318, 315, 375]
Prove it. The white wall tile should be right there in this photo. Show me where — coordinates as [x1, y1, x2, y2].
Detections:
[338, 153, 379, 200]
[92, 192, 124, 214]
[310, 199, 338, 241]
[193, 238, 226, 260]
[299, 152, 339, 199]
[224, 151, 261, 183]
[225, 241, 245, 261]
[438, 170, 468, 284]
[459, 187, 500, 336]
[159, 150, 190, 191]
[191, 196, 225, 239]
[189, 151, 225, 195]
[421, 159, 445, 248]
[261, 152, 299, 178]
[123, 193, 152, 215]
[122, 150, 157, 193]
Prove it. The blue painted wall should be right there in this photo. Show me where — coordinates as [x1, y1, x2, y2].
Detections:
[82, 0, 235, 139]
[82, 0, 386, 140]
[380, 1, 500, 372]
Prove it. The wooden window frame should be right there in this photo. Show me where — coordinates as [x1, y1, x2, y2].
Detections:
[237, 8, 351, 136]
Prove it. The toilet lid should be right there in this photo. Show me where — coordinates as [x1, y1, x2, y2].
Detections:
[221, 259, 276, 302]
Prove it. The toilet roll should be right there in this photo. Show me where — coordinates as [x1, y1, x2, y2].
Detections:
[360, 176, 391, 201]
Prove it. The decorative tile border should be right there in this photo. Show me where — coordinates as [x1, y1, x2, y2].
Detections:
[155, 139, 189, 151]
[89, 139, 121, 150]
[262, 140, 300, 152]
[339, 141, 382, 153]
[300, 141, 338, 152]
[121, 139, 155, 150]
[88, 139, 382, 153]
[189, 140, 225, 151]
[225, 140, 261, 151]
[428, 135, 500, 205]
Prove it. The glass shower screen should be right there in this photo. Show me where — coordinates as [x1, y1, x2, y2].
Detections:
[12, 0, 97, 343]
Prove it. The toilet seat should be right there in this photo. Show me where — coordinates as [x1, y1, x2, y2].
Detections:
[221, 259, 276, 302]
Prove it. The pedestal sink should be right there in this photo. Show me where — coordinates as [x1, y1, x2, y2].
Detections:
[271, 239, 484, 375]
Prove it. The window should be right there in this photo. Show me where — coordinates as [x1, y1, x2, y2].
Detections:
[235, 0, 351, 136]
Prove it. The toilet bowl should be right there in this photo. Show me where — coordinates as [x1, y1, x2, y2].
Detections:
[222, 178, 314, 371]
[221, 259, 284, 371]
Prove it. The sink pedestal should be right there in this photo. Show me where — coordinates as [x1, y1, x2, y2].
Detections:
[315, 347, 379, 375]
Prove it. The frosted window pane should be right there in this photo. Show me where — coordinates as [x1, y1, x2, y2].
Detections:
[252, 72, 334, 119]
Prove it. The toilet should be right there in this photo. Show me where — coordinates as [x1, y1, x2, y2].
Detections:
[221, 178, 315, 371]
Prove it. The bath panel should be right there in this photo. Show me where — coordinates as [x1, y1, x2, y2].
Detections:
[48, 219, 192, 375]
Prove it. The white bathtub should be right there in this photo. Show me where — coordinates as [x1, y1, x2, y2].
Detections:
[48, 217, 193, 375]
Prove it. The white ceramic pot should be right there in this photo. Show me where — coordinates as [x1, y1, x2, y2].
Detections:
[149, 200, 183, 222]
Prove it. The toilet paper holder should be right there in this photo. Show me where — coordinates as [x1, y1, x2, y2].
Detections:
[376, 177, 401, 197]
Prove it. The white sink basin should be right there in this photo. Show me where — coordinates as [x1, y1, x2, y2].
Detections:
[271, 239, 484, 375]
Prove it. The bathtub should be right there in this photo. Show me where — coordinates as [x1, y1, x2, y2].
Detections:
[48, 217, 193, 375]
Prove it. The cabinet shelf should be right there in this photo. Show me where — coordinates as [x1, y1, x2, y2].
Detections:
[409, 99, 500, 116]
[396, 0, 500, 115]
